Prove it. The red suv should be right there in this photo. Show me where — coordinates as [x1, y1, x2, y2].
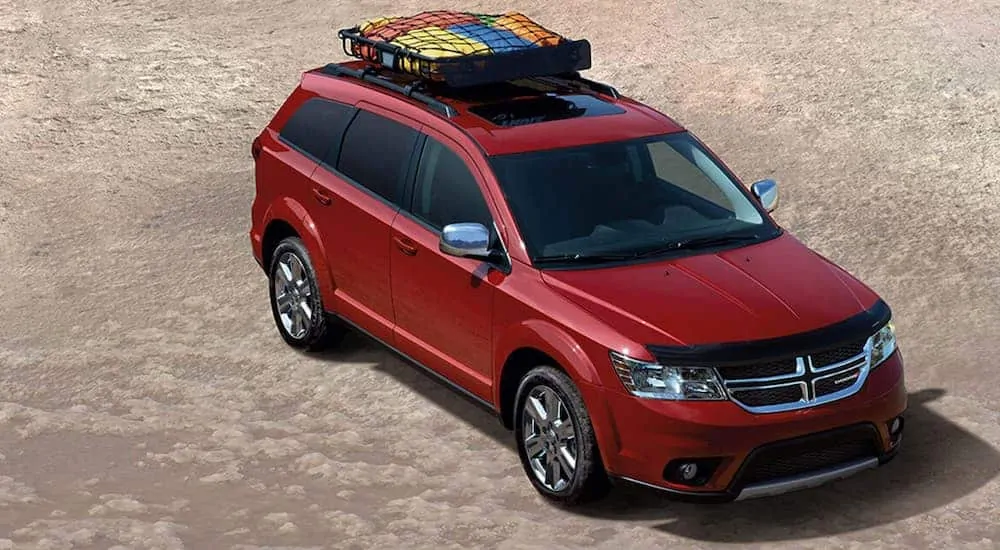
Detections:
[249, 51, 905, 505]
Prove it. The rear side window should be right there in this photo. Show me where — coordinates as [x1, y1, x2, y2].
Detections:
[278, 98, 354, 161]
[337, 109, 419, 204]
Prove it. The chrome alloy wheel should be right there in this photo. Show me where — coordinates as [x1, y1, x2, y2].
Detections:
[272, 252, 313, 339]
[521, 386, 578, 492]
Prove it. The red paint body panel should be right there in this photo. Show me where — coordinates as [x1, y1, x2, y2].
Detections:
[541, 232, 881, 349]
[249, 60, 907, 496]
[390, 212, 497, 401]
[310, 164, 399, 345]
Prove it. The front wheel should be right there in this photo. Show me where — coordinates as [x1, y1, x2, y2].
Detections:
[267, 237, 345, 351]
[513, 366, 611, 505]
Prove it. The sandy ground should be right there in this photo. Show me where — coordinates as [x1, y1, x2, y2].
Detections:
[1, 0, 999, 548]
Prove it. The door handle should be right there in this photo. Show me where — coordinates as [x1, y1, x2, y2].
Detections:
[393, 236, 418, 256]
[312, 188, 332, 206]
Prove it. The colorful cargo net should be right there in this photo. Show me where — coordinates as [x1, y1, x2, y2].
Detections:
[338, 11, 592, 87]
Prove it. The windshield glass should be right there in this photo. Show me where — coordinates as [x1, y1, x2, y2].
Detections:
[488, 132, 780, 265]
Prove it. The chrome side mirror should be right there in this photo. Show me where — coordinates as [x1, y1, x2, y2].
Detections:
[750, 179, 779, 212]
[440, 222, 491, 259]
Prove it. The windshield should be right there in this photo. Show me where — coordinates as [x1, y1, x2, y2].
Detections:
[488, 132, 780, 266]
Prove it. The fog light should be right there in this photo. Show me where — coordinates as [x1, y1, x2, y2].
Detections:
[678, 463, 698, 481]
[664, 457, 723, 487]
[890, 417, 902, 435]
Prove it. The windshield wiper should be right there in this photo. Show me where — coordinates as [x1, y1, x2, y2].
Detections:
[535, 234, 761, 265]
[675, 233, 760, 249]
[533, 253, 636, 265]
[634, 233, 760, 258]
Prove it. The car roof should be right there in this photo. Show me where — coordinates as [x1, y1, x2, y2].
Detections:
[305, 60, 687, 156]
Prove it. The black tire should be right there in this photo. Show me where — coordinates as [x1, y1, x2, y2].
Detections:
[267, 237, 345, 351]
[513, 365, 611, 505]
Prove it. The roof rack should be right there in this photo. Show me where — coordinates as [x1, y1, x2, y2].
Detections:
[318, 64, 625, 121]
[319, 63, 459, 118]
[531, 72, 620, 99]
[337, 11, 592, 88]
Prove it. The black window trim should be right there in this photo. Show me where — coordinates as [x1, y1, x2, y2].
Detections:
[334, 108, 420, 206]
[323, 107, 358, 170]
[276, 96, 358, 168]
[399, 133, 493, 234]
[277, 133, 325, 167]
[308, 106, 424, 210]
[397, 132, 513, 274]
[400, 133, 428, 217]
[278, 107, 409, 212]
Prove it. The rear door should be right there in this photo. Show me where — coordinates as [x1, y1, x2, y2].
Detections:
[310, 103, 421, 343]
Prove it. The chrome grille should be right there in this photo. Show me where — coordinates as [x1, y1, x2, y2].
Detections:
[811, 340, 866, 369]
[721, 359, 797, 381]
[729, 383, 804, 407]
[717, 337, 871, 413]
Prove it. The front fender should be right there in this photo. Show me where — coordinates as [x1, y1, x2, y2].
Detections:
[262, 197, 336, 303]
[494, 319, 602, 391]
[493, 319, 622, 466]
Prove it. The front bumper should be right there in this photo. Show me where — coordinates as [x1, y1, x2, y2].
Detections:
[592, 351, 907, 502]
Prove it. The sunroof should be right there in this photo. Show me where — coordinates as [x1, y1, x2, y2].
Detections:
[468, 94, 626, 128]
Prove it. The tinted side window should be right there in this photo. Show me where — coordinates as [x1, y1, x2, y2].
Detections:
[336, 109, 418, 204]
[411, 137, 492, 231]
[278, 98, 354, 161]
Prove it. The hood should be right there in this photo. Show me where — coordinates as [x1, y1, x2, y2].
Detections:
[541, 232, 881, 346]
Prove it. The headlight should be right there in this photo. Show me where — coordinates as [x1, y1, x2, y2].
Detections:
[868, 320, 897, 369]
[609, 351, 727, 400]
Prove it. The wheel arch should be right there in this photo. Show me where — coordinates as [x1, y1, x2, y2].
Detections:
[261, 219, 299, 270]
[260, 198, 336, 303]
[494, 319, 604, 429]
[497, 347, 563, 430]
[495, 320, 622, 476]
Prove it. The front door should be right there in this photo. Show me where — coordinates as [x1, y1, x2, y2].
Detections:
[389, 130, 505, 402]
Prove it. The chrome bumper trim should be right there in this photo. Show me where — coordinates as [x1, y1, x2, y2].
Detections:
[734, 456, 879, 501]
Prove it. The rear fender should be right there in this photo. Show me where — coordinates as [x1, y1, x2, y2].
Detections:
[262, 197, 336, 303]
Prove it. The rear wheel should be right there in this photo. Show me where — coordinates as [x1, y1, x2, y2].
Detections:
[267, 237, 345, 351]
[513, 366, 611, 505]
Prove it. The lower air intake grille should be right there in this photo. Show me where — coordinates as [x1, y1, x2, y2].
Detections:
[735, 424, 880, 487]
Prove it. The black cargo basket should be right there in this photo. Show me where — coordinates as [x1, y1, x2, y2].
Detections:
[337, 11, 592, 88]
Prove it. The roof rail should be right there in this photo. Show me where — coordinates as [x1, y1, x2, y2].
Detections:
[532, 72, 620, 99]
[318, 63, 459, 118]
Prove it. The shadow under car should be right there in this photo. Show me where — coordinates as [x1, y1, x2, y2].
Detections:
[316, 331, 1000, 542]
